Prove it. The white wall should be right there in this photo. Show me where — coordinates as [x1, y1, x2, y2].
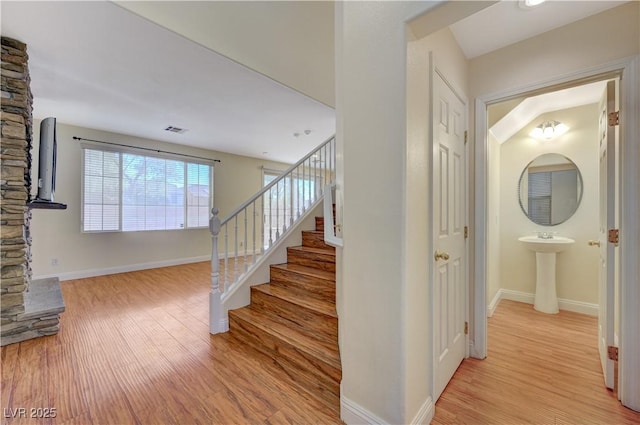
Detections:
[406, 25, 469, 418]
[336, 1, 640, 418]
[30, 122, 288, 280]
[499, 104, 600, 304]
[337, 2, 440, 423]
[116, 1, 335, 107]
[337, 1, 482, 423]
[471, 1, 639, 308]
[469, 2, 639, 98]
[486, 131, 501, 312]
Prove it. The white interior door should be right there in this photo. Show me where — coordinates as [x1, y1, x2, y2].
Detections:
[433, 68, 466, 401]
[597, 80, 616, 390]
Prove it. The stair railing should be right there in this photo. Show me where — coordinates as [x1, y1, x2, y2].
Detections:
[209, 135, 336, 334]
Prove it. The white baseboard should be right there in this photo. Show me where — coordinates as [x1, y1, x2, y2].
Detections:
[499, 289, 535, 305]
[487, 289, 502, 317]
[500, 289, 598, 316]
[410, 396, 434, 425]
[340, 387, 433, 425]
[33, 255, 210, 281]
[341, 391, 387, 425]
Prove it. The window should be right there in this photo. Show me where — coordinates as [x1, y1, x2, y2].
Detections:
[82, 147, 213, 232]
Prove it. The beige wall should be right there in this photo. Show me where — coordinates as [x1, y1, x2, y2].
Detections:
[499, 104, 600, 303]
[116, 1, 335, 107]
[30, 122, 288, 279]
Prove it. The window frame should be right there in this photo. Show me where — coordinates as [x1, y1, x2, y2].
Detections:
[81, 143, 214, 233]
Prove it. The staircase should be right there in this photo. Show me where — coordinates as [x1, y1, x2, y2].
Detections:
[228, 214, 340, 409]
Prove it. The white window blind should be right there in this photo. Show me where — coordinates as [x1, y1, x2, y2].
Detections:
[82, 147, 213, 232]
[528, 171, 552, 225]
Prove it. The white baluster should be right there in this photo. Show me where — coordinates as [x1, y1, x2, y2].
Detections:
[234, 215, 238, 278]
[269, 186, 273, 247]
[296, 166, 301, 218]
[276, 180, 281, 240]
[209, 208, 223, 334]
[244, 208, 248, 272]
[224, 223, 228, 285]
[252, 201, 256, 264]
[289, 174, 294, 226]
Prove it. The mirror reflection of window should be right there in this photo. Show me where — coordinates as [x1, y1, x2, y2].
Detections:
[518, 154, 583, 226]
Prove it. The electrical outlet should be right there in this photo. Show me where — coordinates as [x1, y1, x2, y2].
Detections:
[51, 258, 59, 266]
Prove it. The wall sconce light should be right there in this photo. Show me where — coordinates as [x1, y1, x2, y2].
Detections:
[530, 120, 568, 140]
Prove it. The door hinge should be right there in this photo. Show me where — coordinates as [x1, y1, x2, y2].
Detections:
[464, 226, 468, 239]
[608, 228, 619, 245]
[464, 321, 468, 335]
[464, 130, 468, 144]
[608, 345, 619, 361]
[608, 111, 619, 126]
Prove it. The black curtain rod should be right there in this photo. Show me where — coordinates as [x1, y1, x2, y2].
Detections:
[72, 136, 221, 163]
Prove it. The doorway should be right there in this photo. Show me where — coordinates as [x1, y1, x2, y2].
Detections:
[484, 76, 617, 386]
[472, 58, 640, 410]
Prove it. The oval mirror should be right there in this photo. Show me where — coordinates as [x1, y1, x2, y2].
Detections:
[518, 153, 583, 226]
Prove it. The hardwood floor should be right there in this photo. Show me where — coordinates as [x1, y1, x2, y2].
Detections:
[4, 268, 639, 424]
[1, 262, 342, 424]
[433, 300, 640, 425]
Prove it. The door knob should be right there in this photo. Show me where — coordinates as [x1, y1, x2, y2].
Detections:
[588, 240, 601, 247]
[434, 250, 450, 261]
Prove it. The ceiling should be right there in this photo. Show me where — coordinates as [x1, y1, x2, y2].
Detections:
[1, 1, 335, 164]
[450, 0, 629, 59]
[1, 1, 629, 164]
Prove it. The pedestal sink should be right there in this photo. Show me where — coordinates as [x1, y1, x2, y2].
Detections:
[518, 235, 575, 314]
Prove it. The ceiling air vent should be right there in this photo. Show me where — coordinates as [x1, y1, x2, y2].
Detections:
[164, 126, 187, 134]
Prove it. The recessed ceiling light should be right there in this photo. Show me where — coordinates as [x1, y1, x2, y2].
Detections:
[165, 126, 187, 134]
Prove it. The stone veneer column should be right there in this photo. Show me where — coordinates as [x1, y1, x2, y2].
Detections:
[1, 36, 34, 340]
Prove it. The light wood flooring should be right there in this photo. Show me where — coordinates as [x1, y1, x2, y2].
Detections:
[434, 299, 640, 424]
[1, 262, 341, 424]
[3, 266, 639, 424]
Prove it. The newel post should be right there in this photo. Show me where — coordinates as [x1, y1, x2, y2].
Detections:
[209, 208, 223, 334]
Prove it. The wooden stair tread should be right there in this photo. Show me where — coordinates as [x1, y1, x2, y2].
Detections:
[271, 263, 335, 281]
[287, 246, 336, 256]
[230, 307, 341, 370]
[253, 283, 337, 319]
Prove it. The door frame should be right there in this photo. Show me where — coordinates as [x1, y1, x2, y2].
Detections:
[472, 56, 640, 410]
[430, 55, 470, 402]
